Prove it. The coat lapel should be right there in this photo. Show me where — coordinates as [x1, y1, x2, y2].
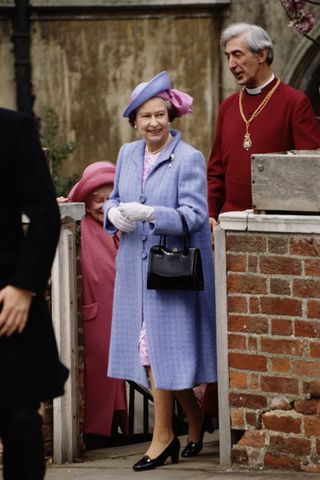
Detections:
[157, 129, 181, 165]
[132, 140, 145, 179]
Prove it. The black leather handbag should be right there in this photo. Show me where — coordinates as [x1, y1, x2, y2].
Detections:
[147, 211, 204, 291]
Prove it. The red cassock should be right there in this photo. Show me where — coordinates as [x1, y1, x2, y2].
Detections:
[207, 77, 320, 219]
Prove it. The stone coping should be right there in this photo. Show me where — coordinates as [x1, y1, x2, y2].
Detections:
[22, 202, 85, 224]
[0, 0, 230, 7]
[219, 210, 320, 234]
[58, 202, 85, 222]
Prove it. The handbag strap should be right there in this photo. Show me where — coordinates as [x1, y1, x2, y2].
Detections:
[159, 210, 190, 254]
[177, 211, 190, 254]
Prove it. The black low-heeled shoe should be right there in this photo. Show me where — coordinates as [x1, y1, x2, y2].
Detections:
[132, 436, 180, 471]
[181, 413, 214, 458]
[181, 439, 203, 457]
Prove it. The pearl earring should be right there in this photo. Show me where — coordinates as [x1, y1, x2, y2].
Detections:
[134, 124, 137, 129]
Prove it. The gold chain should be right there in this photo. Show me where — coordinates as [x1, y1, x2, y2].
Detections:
[238, 78, 281, 150]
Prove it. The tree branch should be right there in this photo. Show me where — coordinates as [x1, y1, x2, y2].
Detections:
[305, 0, 320, 5]
[304, 33, 320, 46]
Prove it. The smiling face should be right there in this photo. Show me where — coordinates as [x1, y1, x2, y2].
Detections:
[86, 184, 113, 224]
[224, 33, 268, 88]
[135, 97, 170, 152]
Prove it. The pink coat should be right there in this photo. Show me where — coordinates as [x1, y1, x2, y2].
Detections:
[81, 214, 128, 435]
[68, 161, 128, 436]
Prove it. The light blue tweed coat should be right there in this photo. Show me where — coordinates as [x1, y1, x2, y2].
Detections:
[104, 130, 217, 390]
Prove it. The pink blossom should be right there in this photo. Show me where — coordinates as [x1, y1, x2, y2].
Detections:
[289, 10, 316, 34]
[281, 0, 306, 12]
[281, 0, 316, 36]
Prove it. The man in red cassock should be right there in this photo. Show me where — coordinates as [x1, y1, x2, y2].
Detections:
[205, 22, 320, 430]
[208, 22, 320, 231]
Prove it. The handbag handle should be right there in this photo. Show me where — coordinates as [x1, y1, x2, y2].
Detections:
[160, 210, 190, 255]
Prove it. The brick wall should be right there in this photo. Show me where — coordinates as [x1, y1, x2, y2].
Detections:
[226, 231, 320, 472]
[42, 288, 54, 460]
[40, 402, 53, 460]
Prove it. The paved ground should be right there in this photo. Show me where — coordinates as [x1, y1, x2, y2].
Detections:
[45, 433, 319, 480]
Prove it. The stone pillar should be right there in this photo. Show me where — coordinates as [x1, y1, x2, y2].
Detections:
[214, 224, 232, 467]
[51, 203, 85, 464]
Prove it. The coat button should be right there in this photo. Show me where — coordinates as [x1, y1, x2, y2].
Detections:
[139, 195, 146, 203]
[141, 252, 147, 259]
[140, 234, 147, 241]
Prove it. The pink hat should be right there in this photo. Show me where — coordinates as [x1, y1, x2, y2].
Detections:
[68, 161, 115, 202]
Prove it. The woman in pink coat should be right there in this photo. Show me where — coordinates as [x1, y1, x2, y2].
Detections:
[68, 162, 128, 441]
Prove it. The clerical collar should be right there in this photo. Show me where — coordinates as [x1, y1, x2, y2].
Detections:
[245, 74, 275, 95]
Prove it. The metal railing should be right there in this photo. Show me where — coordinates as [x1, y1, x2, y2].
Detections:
[126, 381, 188, 444]
[127, 381, 153, 441]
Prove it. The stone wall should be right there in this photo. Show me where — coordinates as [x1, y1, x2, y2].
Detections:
[0, 16, 15, 110]
[225, 230, 320, 472]
[31, 9, 221, 174]
[0, 1, 319, 179]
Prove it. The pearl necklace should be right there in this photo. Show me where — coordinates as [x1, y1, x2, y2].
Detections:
[146, 133, 172, 155]
[239, 78, 281, 150]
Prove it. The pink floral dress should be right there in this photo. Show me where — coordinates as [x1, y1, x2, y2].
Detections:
[138, 148, 161, 366]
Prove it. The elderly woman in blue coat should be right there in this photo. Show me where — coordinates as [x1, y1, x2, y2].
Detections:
[104, 71, 217, 471]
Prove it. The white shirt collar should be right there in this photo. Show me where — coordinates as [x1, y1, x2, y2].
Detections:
[245, 73, 275, 95]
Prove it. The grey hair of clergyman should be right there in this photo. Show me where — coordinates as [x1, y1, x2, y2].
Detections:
[221, 23, 274, 65]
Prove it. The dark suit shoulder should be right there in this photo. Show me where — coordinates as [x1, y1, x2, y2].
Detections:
[0, 107, 34, 130]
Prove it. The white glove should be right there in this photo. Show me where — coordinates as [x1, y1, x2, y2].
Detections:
[119, 202, 155, 222]
[107, 207, 136, 233]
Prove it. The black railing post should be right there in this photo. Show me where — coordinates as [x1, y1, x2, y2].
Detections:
[12, 0, 34, 116]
